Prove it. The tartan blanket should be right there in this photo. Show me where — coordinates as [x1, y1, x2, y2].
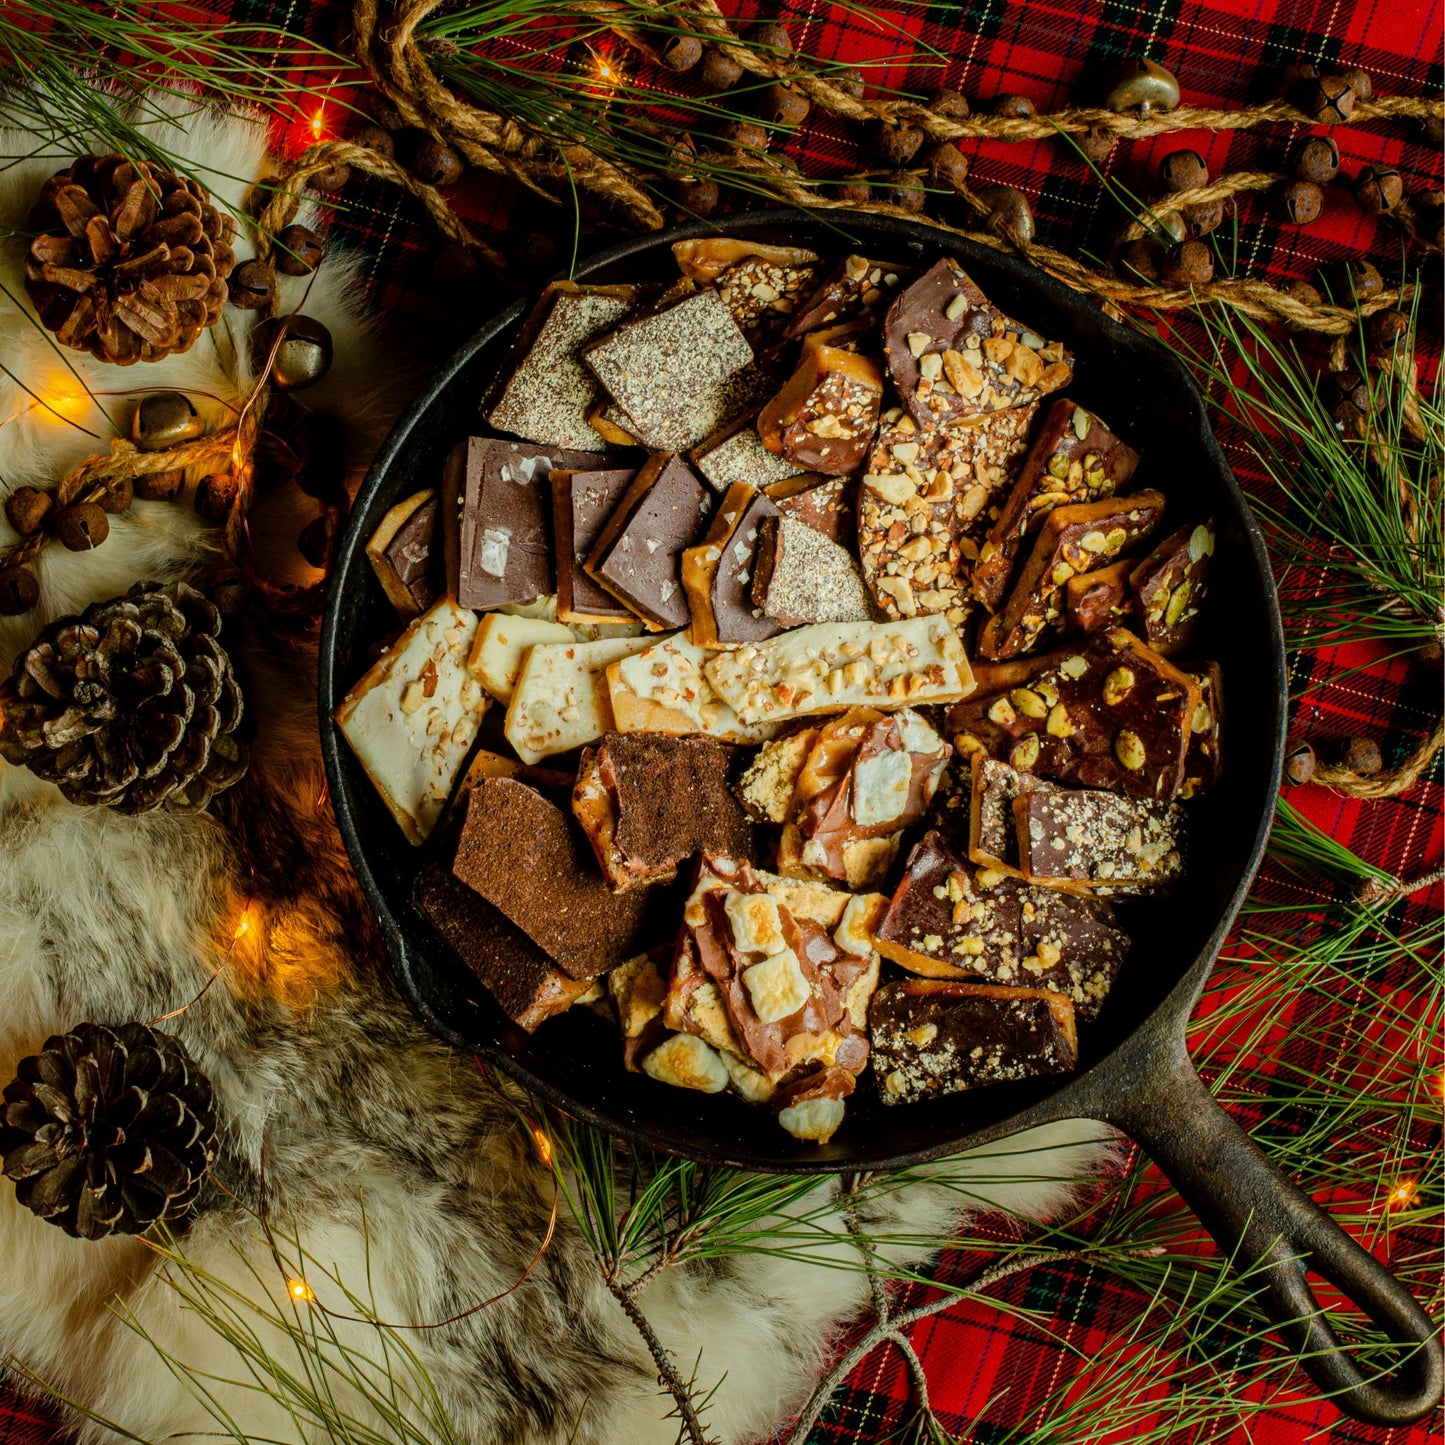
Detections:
[1, 0, 1439, 1439]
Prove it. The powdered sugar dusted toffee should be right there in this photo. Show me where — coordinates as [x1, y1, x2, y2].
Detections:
[691, 418, 803, 494]
[751, 515, 876, 627]
[583, 290, 754, 452]
[1014, 787, 1185, 891]
[487, 283, 636, 451]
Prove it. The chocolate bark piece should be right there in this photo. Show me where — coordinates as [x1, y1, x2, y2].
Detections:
[584, 453, 714, 631]
[870, 977, 1078, 1104]
[1180, 662, 1223, 799]
[413, 861, 592, 1030]
[583, 289, 754, 452]
[1014, 786, 1185, 892]
[764, 472, 857, 549]
[783, 254, 908, 339]
[608, 948, 673, 1071]
[751, 515, 876, 627]
[968, 754, 1060, 875]
[946, 628, 1202, 800]
[1019, 890, 1129, 1018]
[858, 405, 1036, 626]
[672, 237, 819, 284]
[572, 732, 753, 891]
[978, 490, 1166, 660]
[1064, 559, 1134, 635]
[1128, 520, 1214, 656]
[365, 489, 441, 620]
[973, 398, 1139, 610]
[691, 416, 803, 494]
[681, 482, 782, 647]
[452, 777, 652, 979]
[442, 437, 598, 611]
[486, 281, 638, 451]
[334, 599, 489, 845]
[716, 254, 820, 344]
[504, 632, 654, 764]
[883, 258, 1073, 429]
[551, 467, 641, 624]
[705, 617, 975, 726]
[756, 346, 884, 476]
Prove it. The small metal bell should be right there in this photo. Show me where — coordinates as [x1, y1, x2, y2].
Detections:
[252, 315, 334, 391]
[131, 392, 205, 452]
[1105, 57, 1181, 117]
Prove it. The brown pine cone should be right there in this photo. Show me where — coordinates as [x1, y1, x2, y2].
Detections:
[24, 155, 236, 365]
[0, 581, 248, 813]
[1, 1022, 217, 1239]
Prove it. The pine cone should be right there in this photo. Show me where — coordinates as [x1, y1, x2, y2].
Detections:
[1, 1022, 217, 1239]
[0, 581, 248, 813]
[24, 155, 236, 365]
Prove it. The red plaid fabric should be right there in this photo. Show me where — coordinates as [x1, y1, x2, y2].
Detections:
[2, 0, 1439, 1439]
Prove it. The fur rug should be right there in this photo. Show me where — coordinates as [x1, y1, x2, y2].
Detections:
[0, 95, 1114, 1444]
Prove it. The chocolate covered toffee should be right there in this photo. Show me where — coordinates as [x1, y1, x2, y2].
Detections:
[341, 239, 1224, 1144]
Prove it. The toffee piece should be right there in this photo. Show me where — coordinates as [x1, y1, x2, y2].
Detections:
[978, 490, 1165, 660]
[883, 258, 1072, 428]
[715, 253, 820, 344]
[764, 471, 857, 548]
[751, 514, 876, 627]
[452, 777, 653, 979]
[691, 416, 802, 494]
[968, 754, 1060, 875]
[784, 254, 908, 339]
[486, 281, 638, 451]
[551, 467, 639, 624]
[1014, 787, 1185, 892]
[442, 437, 596, 612]
[584, 453, 714, 630]
[1128, 520, 1214, 656]
[974, 398, 1140, 609]
[756, 345, 884, 476]
[1064, 559, 1134, 635]
[870, 977, 1078, 1104]
[572, 732, 753, 891]
[681, 482, 782, 647]
[365, 489, 441, 620]
[1180, 662, 1223, 799]
[672, 237, 819, 284]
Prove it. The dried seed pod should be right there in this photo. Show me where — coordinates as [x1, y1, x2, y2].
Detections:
[834, 179, 873, 206]
[1161, 238, 1213, 285]
[353, 124, 395, 158]
[412, 137, 465, 187]
[1339, 736, 1383, 775]
[749, 21, 792, 53]
[925, 142, 970, 193]
[671, 177, 720, 215]
[1414, 190, 1445, 250]
[1303, 75, 1356, 124]
[1337, 258, 1384, 299]
[54, 501, 108, 550]
[881, 172, 926, 212]
[992, 94, 1035, 118]
[309, 161, 351, 193]
[1283, 739, 1316, 785]
[0, 564, 39, 614]
[134, 467, 186, 502]
[204, 563, 250, 616]
[362, 92, 406, 130]
[698, 47, 744, 91]
[1116, 238, 1163, 281]
[131, 392, 204, 451]
[228, 258, 275, 311]
[1333, 65, 1373, 102]
[871, 121, 924, 166]
[97, 476, 133, 514]
[1292, 135, 1340, 184]
[1277, 178, 1324, 225]
[1422, 113, 1445, 147]
[1365, 308, 1409, 353]
[1105, 57, 1180, 115]
[1182, 198, 1225, 237]
[757, 84, 809, 129]
[5, 486, 53, 536]
[1353, 163, 1403, 215]
[718, 119, 769, 151]
[928, 88, 970, 120]
[977, 185, 1035, 244]
[297, 512, 337, 569]
[658, 35, 703, 71]
[194, 472, 239, 524]
[1158, 148, 1207, 192]
[274, 224, 326, 276]
[1077, 125, 1115, 166]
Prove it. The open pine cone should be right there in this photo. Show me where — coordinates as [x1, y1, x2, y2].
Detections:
[24, 155, 236, 364]
[0, 581, 248, 813]
[1, 1022, 217, 1239]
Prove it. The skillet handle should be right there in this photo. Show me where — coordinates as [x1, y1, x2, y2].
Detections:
[1097, 1041, 1443, 1427]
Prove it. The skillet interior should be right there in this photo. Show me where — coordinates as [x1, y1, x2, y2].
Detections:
[319, 210, 1286, 1171]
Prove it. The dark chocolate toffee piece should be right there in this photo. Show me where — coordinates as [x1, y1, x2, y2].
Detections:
[551, 467, 639, 624]
[1013, 787, 1185, 892]
[757, 346, 884, 477]
[783, 254, 908, 339]
[870, 978, 1078, 1104]
[968, 754, 1060, 875]
[681, 482, 782, 647]
[764, 472, 857, 548]
[442, 436, 597, 611]
[715, 254, 820, 344]
[1180, 662, 1223, 799]
[1128, 520, 1215, 656]
[1064, 559, 1134, 635]
[584, 453, 714, 630]
[974, 398, 1140, 609]
[365, 489, 441, 619]
[883, 258, 1072, 429]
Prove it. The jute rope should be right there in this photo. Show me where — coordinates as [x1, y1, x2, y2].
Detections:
[1316, 718, 1445, 799]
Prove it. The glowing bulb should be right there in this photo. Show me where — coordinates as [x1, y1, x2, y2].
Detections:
[232, 903, 256, 943]
[288, 1278, 316, 1302]
[311, 109, 326, 140]
[39, 375, 89, 423]
[532, 1127, 553, 1166]
[1388, 1180, 1417, 1208]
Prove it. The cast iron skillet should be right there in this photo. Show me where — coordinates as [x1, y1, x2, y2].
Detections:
[318, 210, 1442, 1427]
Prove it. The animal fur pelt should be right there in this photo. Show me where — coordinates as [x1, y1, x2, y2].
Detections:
[0, 92, 1115, 1444]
